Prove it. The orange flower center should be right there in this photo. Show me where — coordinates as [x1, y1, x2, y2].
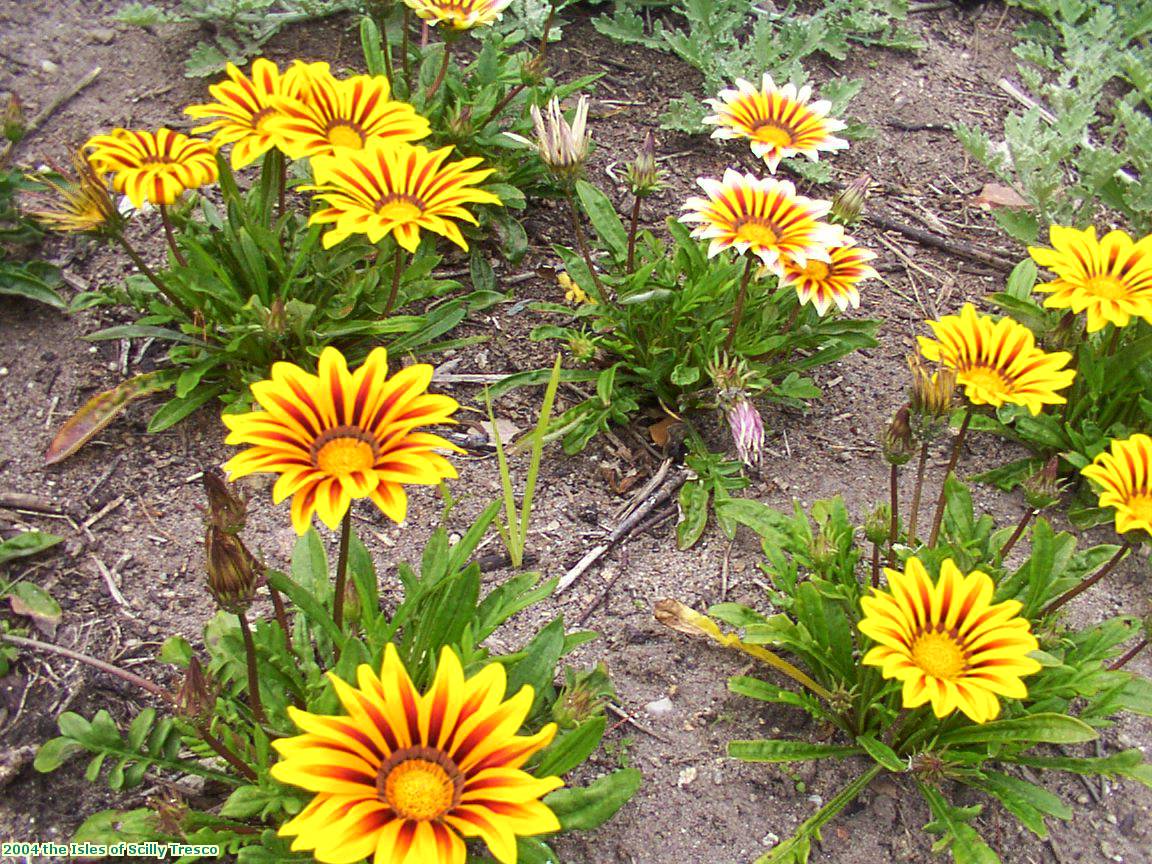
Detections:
[910, 629, 967, 680]
[751, 119, 795, 149]
[959, 364, 1011, 396]
[735, 218, 780, 249]
[377, 747, 463, 822]
[252, 108, 277, 134]
[326, 122, 366, 150]
[140, 154, 176, 165]
[376, 193, 425, 222]
[1082, 274, 1130, 300]
[309, 425, 379, 475]
[800, 260, 831, 280]
[1123, 492, 1152, 527]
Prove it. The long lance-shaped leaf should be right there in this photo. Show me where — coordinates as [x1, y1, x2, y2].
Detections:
[654, 598, 833, 701]
[44, 372, 169, 465]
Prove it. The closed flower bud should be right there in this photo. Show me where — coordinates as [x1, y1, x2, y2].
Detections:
[1022, 455, 1062, 510]
[830, 173, 871, 226]
[446, 103, 474, 139]
[508, 95, 591, 182]
[727, 396, 764, 468]
[552, 663, 615, 729]
[203, 468, 247, 533]
[24, 151, 122, 236]
[205, 524, 259, 612]
[809, 528, 838, 576]
[907, 353, 955, 441]
[625, 130, 664, 197]
[883, 404, 916, 466]
[3, 93, 25, 143]
[173, 655, 215, 723]
[864, 503, 890, 545]
[567, 331, 598, 363]
[261, 297, 287, 338]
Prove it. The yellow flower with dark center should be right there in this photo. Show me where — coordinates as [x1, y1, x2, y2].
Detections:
[680, 169, 843, 275]
[1029, 225, 1152, 333]
[306, 141, 502, 251]
[271, 643, 562, 864]
[265, 69, 430, 161]
[85, 128, 218, 208]
[1082, 433, 1152, 536]
[917, 303, 1075, 415]
[859, 557, 1042, 724]
[223, 346, 461, 534]
[778, 240, 878, 315]
[403, 0, 514, 30]
[25, 151, 122, 235]
[704, 74, 848, 174]
[185, 58, 330, 169]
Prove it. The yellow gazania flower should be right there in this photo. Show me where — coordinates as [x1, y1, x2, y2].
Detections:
[24, 150, 122, 235]
[307, 141, 502, 252]
[84, 128, 218, 208]
[778, 240, 878, 315]
[859, 557, 1042, 724]
[185, 58, 330, 169]
[265, 69, 430, 161]
[223, 346, 461, 534]
[1082, 433, 1152, 536]
[704, 74, 848, 174]
[917, 303, 1075, 415]
[272, 643, 562, 864]
[1028, 225, 1152, 333]
[679, 169, 843, 275]
[403, 0, 514, 30]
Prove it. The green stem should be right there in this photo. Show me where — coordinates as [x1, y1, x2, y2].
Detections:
[887, 462, 900, 569]
[401, 6, 411, 94]
[109, 231, 196, 321]
[480, 83, 526, 130]
[723, 255, 756, 354]
[928, 406, 974, 547]
[998, 508, 1036, 561]
[870, 541, 881, 589]
[1043, 539, 1133, 616]
[0, 632, 257, 782]
[383, 245, 406, 315]
[566, 194, 607, 300]
[236, 610, 266, 725]
[159, 205, 187, 267]
[332, 510, 353, 633]
[626, 194, 642, 273]
[426, 40, 451, 101]
[906, 441, 930, 546]
[1109, 637, 1149, 670]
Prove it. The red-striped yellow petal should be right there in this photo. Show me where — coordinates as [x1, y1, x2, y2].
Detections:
[85, 128, 217, 208]
[271, 644, 562, 864]
[679, 168, 842, 275]
[1082, 433, 1152, 537]
[223, 346, 458, 533]
[1030, 225, 1152, 333]
[403, 0, 513, 29]
[859, 556, 1042, 724]
[307, 141, 502, 252]
[779, 240, 878, 316]
[704, 73, 848, 173]
[917, 303, 1075, 415]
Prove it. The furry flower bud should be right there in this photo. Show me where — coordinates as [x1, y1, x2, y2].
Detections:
[830, 173, 871, 226]
[727, 396, 764, 467]
[203, 468, 247, 533]
[205, 524, 259, 612]
[907, 354, 955, 442]
[883, 404, 916, 466]
[510, 95, 591, 181]
[625, 130, 664, 197]
[1022, 455, 1062, 511]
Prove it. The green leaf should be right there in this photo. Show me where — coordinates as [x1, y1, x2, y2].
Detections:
[856, 735, 906, 772]
[728, 739, 861, 762]
[8, 582, 62, 632]
[147, 385, 224, 432]
[535, 716, 606, 777]
[544, 767, 641, 831]
[966, 771, 1070, 838]
[0, 264, 65, 308]
[33, 737, 83, 773]
[158, 636, 193, 667]
[575, 179, 629, 263]
[0, 531, 64, 565]
[920, 784, 1001, 864]
[676, 479, 710, 550]
[44, 372, 169, 464]
[938, 713, 1098, 747]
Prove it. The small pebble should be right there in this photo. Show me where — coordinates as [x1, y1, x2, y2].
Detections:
[40, 59, 58, 73]
[644, 696, 673, 716]
[676, 766, 697, 788]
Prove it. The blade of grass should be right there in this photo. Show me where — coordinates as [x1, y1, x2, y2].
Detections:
[518, 354, 563, 552]
[485, 386, 522, 567]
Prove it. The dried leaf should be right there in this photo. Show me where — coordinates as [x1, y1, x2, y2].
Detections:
[44, 372, 168, 465]
[479, 417, 521, 445]
[648, 417, 677, 447]
[974, 183, 1030, 210]
[9, 582, 62, 636]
